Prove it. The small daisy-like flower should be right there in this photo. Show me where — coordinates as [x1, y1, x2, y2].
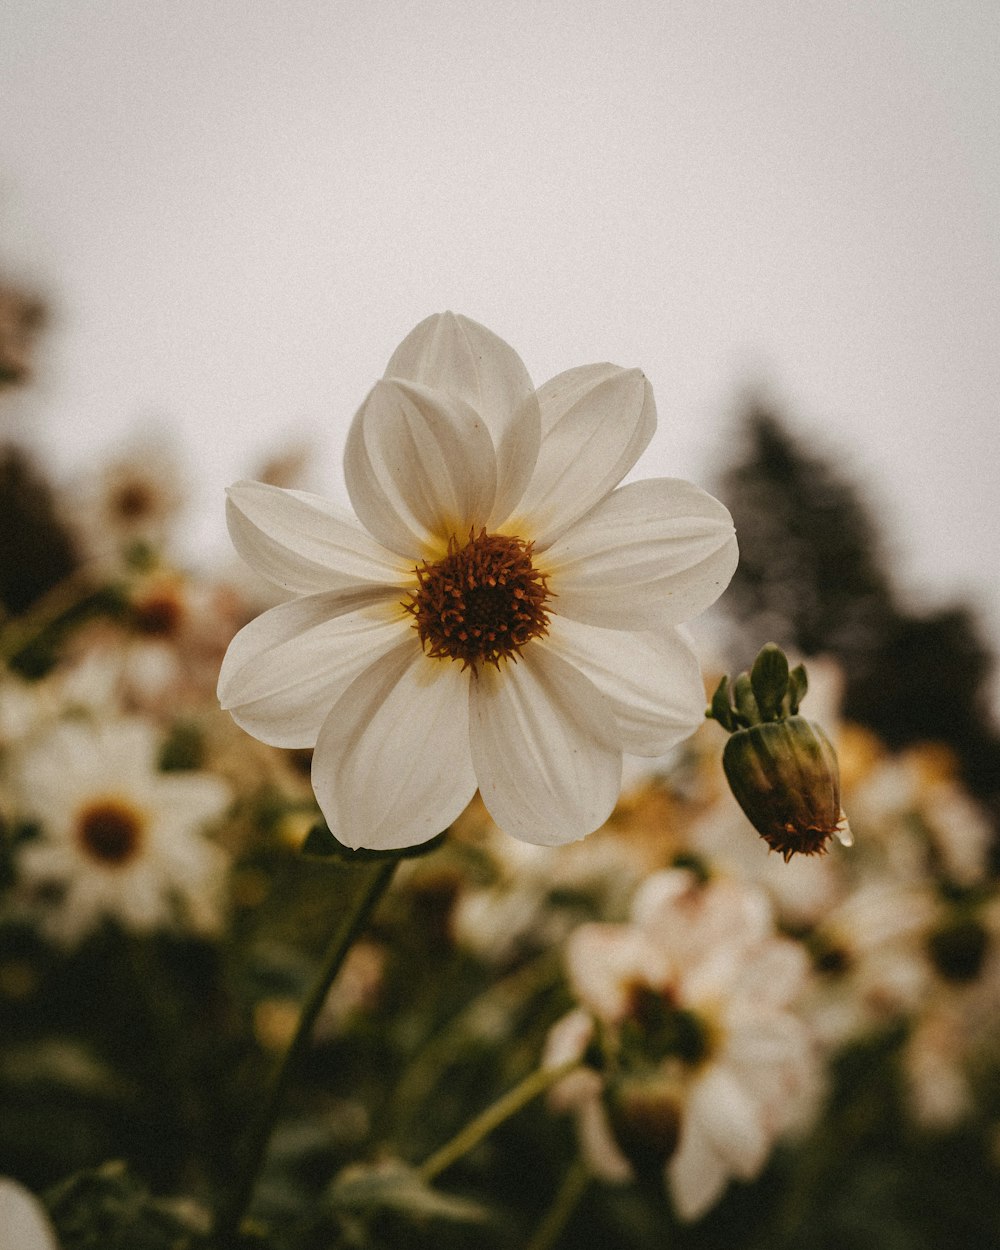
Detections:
[10, 718, 231, 946]
[70, 430, 186, 564]
[219, 314, 738, 850]
[544, 869, 818, 1221]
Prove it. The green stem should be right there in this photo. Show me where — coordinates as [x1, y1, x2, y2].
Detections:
[390, 948, 561, 1137]
[0, 566, 101, 662]
[418, 1058, 580, 1184]
[215, 857, 398, 1247]
[524, 1157, 590, 1250]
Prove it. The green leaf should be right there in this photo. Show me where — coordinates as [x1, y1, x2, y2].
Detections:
[328, 1159, 488, 1224]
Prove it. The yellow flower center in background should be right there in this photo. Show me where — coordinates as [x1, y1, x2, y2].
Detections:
[404, 529, 551, 672]
[75, 797, 146, 866]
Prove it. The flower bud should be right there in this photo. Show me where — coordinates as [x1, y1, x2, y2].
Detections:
[706, 645, 852, 860]
[604, 1073, 684, 1177]
[723, 716, 851, 860]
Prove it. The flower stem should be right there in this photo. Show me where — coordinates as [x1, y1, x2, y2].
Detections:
[215, 857, 398, 1247]
[417, 1058, 580, 1185]
[0, 566, 98, 662]
[524, 1157, 590, 1250]
[390, 948, 561, 1137]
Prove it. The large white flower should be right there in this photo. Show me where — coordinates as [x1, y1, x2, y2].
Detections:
[10, 718, 231, 946]
[219, 314, 738, 850]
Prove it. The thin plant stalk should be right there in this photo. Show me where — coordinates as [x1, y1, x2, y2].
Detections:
[418, 1057, 580, 1184]
[524, 1157, 591, 1250]
[215, 857, 398, 1246]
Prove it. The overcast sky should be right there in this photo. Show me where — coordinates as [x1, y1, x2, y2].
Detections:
[2, 1, 998, 695]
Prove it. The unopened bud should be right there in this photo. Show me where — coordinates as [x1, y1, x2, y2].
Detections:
[722, 716, 852, 860]
[706, 645, 853, 860]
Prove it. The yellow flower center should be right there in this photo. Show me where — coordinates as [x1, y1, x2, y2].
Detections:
[404, 529, 551, 672]
[75, 797, 146, 866]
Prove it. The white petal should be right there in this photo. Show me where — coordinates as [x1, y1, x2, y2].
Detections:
[312, 643, 477, 850]
[384, 312, 541, 523]
[723, 1012, 811, 1078]
[545, 478, 739, 629]
[344, 378, 498, 556]
[510, 365, 656, 545]
[542, 1008, 596, 1072]
[17, 840, 75, 881]
[731, 941, 809, 1009]
[0, 1178, 60, 1250]
[218, 588, 411, 747]
[564, 923, 671, 1021]
[577, 1094, 635, 1185]
[469, 646, 622, 846]
[226, 480, 409, 593]
[667, 1114, 730, 1221]
[151, 772, 232, 827]
[686, 1066, 769, 1179]
[543, 617, 706, 755]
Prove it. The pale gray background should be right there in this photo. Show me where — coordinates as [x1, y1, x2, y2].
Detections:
[2, 1, 998, 702]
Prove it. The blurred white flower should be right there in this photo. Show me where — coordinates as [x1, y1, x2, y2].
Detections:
[851, 747, 993, 889]
[68, 429, 186, 565]
[800, 878, 936, 1046]
[219, 313, 737, 850]
[0, 1178, 58, 1250]
[9, 717, 231, 946]
[451, 828, 645, 965]
[685, 793, 843, 930]
[544, 869, 819, 1221]
[899, 892, 1000, 1129]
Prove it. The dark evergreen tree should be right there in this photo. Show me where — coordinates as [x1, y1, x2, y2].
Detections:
[717, 403, 895, 663]
[716, 402, 1000, 840]
[0, 445, 79, 617]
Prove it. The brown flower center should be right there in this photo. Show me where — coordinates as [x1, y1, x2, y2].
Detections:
[75, 797, 145, 866]
[112, 481, 156, 521]
[403, 529, 551, 672]
[131, 582, 186, 637]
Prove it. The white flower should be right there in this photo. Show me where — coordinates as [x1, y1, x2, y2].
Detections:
[219, 314, 737, 850]
[451, 828, 645, 965]
[0, 1178, 58, 1250]
[545, 869, 819, 1221]
[9, 717, 231, 946]
[801, 877, 938, 1046]
[69, 429, 186, 564]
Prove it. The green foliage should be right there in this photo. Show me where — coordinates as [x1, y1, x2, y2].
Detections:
[44, 1161, 210, 1250]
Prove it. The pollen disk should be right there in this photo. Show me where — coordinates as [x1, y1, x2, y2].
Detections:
[75, 797, 146, 865]
[404, 529, 551, 671]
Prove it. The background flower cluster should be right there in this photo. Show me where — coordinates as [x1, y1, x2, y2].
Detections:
[1, 281, 999, 1249]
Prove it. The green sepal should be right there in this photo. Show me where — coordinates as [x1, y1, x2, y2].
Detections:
[732, 672, 760, 726]
[706, 674, 736, 732]
[787, 663, 808, 715]
[750, 643, 789, 721]
[301, 820, 447, 863]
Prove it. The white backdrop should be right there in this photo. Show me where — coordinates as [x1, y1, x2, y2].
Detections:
[2, 1, 998, 694]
